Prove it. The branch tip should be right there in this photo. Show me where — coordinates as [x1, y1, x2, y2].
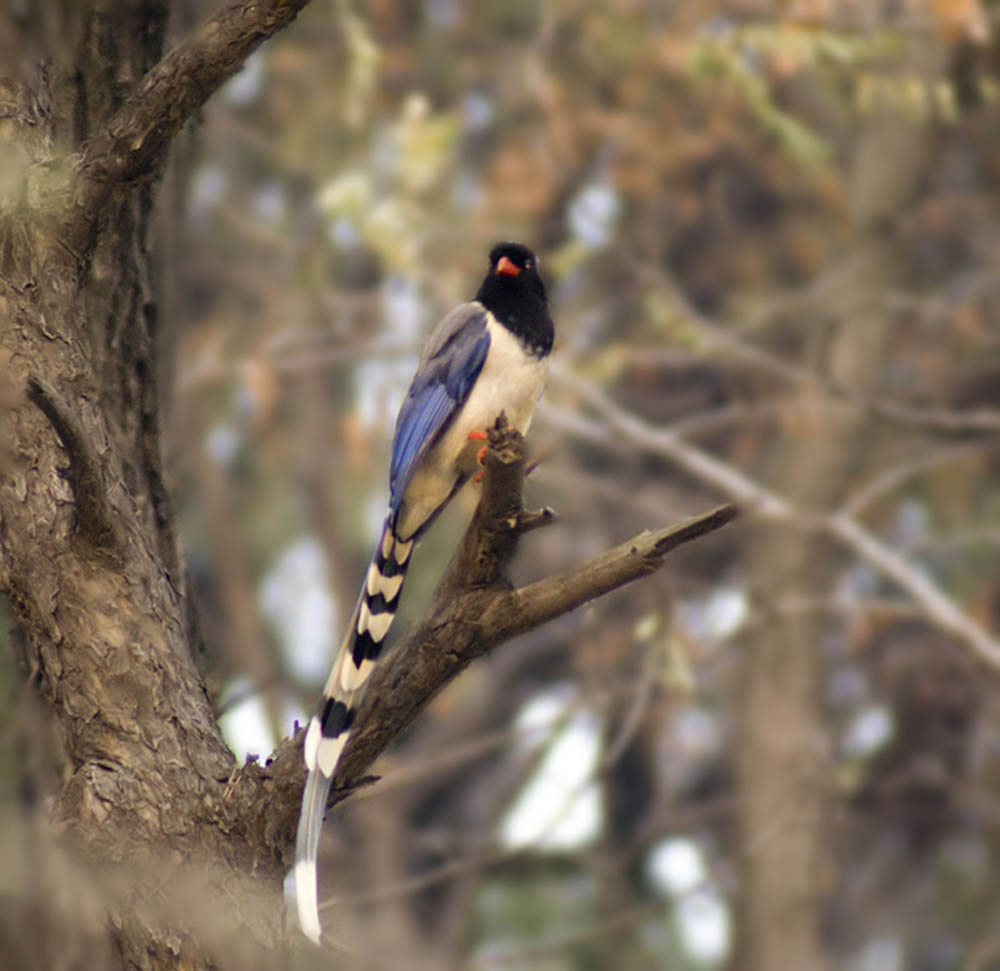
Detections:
[517, 506, 559, 534]
[651, 502, 740, 555]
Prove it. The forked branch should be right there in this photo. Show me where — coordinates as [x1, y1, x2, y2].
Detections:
[68, 0, 314, 251]
[239, 416, 738, 855]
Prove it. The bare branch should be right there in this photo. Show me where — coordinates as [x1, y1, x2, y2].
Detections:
[237, 418, 737, 845]
[69, 0, 314, 250]
[516, 506, 559, 534]
[840, 440, 993, 517]
[483, 504, 738, 642]
[625, 253, 1000, 436]
[824, 513, 1000, 670]
[865, 396, 1000, 433]
[547, 366, 793, 517]
[545, 369, 1000, 671]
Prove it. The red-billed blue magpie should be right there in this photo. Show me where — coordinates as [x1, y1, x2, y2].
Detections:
[295, 242, 553, 942]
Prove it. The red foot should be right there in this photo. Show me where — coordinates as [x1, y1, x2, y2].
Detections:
[472, 470, 484, 483]
[467, 430, 488, 441]
[476, 444, 488, 465]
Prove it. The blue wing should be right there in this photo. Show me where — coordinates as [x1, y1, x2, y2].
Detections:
[388, 304, 491, 519]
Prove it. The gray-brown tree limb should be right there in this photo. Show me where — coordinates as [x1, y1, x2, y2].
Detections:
[0, 1, 739, 966]
[227, 417, 738, 847]
[66, 0, 314, 255]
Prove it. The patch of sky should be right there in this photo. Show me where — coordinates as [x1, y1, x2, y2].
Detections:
[253, 181, 286, 225]
[677, 889, 731, 964]
[698, 16, 735, 38]
[188, 165, 228, 225]
[567, 181, 621, 249]
[425, 0, 460, 29]
[218, 677, 277, 763]
[851, 935, 903, 971]
[676, 585, 748, 643]
[354, 275, 424, 429]
[842, 705, 893, 758]
[659, 706, 724, 794]
[259, 535, 336, 684]
[328, 216, 364, 249]
[647, 838, 730, 964]
[894, 499, 928, 546]
[838, 561, 879, 599]
[672, 706, 722, 760]
[500, 689, 603, 851]
[222, 49, 266, 107]
[451, 170, 482, 210]
[513, 683, 577, 746]
[204, 422, 241, 467]
[647, 838, 705, 896]
[828, 665, 868, 706]
[461, 91, 495, 132]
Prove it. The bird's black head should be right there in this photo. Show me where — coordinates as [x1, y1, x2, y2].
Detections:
[476, 241, 553, 356]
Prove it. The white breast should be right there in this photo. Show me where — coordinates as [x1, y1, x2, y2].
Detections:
[394, 314, 548, 540]
[455, 316, 548, 445]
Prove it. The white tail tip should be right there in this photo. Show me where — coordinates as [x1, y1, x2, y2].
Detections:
[294, 858, 322, 944]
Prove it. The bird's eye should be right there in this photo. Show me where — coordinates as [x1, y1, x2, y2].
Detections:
[525, 260, 533, 269]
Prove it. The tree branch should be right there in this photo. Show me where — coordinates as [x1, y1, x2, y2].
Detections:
[233, 417, 738, 852]
[483, 504, 739, 642]
[68, 0, 314, 251]
[545, 369, 1000, 671]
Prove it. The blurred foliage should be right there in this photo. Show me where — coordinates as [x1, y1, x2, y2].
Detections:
[163, 0, 1000, 966]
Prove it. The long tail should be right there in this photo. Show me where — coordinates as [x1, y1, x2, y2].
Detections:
[294, 516, 414, 943]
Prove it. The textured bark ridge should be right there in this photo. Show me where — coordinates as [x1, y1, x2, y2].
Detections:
[0, 3, 737, 968]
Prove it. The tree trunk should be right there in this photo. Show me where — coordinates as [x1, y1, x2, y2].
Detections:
[734, 117, 930, 971]
[0, 4, 738, 968]
[0, 3, 306, 968]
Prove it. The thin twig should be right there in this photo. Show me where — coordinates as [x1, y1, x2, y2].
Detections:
[824, 513, 1000, 669]
[865, 396, 1000, 433]
[516, 506, 559, 534]
[548, 366, 792, 516]
[545, 369, 1000, 671]
[488, 505, 739, 643]
[840, 440, 994, 517]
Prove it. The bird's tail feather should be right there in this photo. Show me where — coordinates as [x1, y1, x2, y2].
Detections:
[294, 768, 332, 944]
[294, 516, 414, 941]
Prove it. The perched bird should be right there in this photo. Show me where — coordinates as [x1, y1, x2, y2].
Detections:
[295, 241, 554, 943]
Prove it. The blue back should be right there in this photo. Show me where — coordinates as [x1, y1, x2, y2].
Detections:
[388, 304, 491, 519]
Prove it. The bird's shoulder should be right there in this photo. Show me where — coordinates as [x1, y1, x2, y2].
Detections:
[418, 301, 491, 371]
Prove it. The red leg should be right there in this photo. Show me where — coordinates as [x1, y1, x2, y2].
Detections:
[467, 430, 488, 441]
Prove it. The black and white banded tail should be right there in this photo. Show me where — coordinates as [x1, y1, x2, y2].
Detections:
[295, 518, 414, 943]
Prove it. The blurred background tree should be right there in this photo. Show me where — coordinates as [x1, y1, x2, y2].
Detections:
[4, 0, 1000, 968]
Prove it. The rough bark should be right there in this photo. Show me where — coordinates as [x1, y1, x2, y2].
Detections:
[0, 3, 738, 968]
[0, 4, 318, 968]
